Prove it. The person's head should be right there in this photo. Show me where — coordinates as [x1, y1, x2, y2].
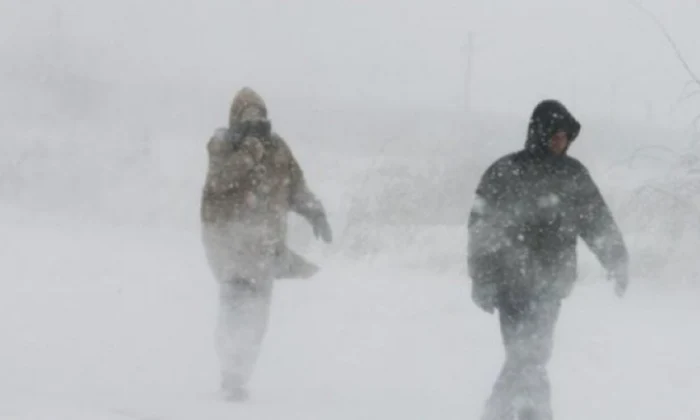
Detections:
[549, 130, 570, 156]
[525, 99, 581, 157]
[229, 87, 268, 127]
[228, 87, 272, 141]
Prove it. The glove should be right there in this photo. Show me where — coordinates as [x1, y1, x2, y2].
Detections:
[471, 281, 498, 314]
[608, 264, 629, 298]
[311, 214, 333, 243]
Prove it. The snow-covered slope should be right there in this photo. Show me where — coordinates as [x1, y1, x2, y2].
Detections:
[2, 207, 700, 420]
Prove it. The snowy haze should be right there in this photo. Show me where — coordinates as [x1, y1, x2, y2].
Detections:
[2, 0, 700, 419]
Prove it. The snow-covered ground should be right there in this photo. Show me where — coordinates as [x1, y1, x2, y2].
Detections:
[2, 170, 700, 420]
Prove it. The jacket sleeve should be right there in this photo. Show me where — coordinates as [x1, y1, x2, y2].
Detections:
[574, 165, 629, 273]
[467, 159, 514, 285]
[278, 137, 327, 223]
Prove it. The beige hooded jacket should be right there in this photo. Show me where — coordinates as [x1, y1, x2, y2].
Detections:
[201, 87, 329, 283]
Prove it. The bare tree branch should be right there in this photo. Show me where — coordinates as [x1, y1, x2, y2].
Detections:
[679, 80, 700, 99]
[628, 0, 700, 86]
[679, 88, 700, 104]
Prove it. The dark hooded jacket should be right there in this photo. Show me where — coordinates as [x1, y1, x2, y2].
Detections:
[467, 100, 628, 300]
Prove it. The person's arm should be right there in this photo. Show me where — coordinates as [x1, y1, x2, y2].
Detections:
[574, 164, 629, 295]
[467, 158, 514, 311]
[278, 135, 333, 243]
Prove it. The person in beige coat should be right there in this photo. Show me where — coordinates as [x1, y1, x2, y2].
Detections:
[201, 87, 332, 401]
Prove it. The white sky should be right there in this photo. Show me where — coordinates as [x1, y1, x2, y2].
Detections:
[2, 0, 699, 128]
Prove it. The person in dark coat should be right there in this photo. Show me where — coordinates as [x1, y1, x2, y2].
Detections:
[466, 99, 629, 420]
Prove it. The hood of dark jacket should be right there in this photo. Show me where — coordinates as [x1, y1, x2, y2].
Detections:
[524, 99, 581, 156]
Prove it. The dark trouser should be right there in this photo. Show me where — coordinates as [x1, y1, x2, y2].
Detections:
[481, 293, 562, 420]
[215, 276, 274, 392]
